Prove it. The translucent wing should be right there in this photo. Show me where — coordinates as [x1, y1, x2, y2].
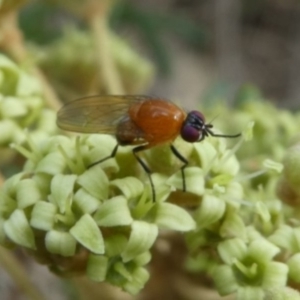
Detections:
[57, 95, 151, 134]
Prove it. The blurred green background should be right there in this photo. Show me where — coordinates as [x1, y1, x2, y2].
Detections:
[16, 0, 300, 109]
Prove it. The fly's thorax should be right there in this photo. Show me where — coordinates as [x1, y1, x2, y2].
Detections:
[116, 116, 146, 146]
[128, 99, 186, 145]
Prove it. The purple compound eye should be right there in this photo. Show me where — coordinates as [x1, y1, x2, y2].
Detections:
[181, 124, 201, 142]
[189, 110, 205, 123]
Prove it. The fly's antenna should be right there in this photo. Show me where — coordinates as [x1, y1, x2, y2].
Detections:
[206, 114, 220, 126]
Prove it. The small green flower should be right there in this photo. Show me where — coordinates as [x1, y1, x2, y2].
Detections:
[205, 96, 300, 176]
[212, 237, 288, 299]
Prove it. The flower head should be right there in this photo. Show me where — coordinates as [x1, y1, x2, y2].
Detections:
[0, 134, 199, 293]
[212, 236, 288, 299]
[0, 54, 57, 164]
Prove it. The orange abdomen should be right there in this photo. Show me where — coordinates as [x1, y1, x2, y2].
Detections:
[128, 99, 186, 146]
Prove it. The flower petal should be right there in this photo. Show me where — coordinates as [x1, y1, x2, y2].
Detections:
[121, 221, 158, 262]
[122, 267, 150, 295]
[77, 166, 109, 200]
[269, 225, 294, 251]
[248, 239, 280, 263]
[262, 262, 288, 288]
[212, 265, 238, 296]
[110, 177, 144, 199]
[195, 194, 226, 227]
[73, 188, 100, 214]
[154, 202, 196, 231]
[166, 167, 204, 196]
[50, 174, 77, 213]
[288, 253, 300, 283]
[236, 286, 264, 300]
[94, 196, 133, 227]
[70, 214, 104, 254]
[45, 230, 76, 256]
[4, 209, 36, 250]
[30, 201, 57, 231]
[86, 254, 108, 282]
[36, 152, 66, 174]
[218, 238, 247, 265]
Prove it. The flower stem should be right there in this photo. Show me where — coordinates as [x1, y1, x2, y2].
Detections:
[0, 246, 46, 300]
[88, 2, 124, 94]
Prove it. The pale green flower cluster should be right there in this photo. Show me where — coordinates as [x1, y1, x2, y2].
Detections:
[206, 86, 300, 164]
[30, 27, 155, 96]
[183, 160, 291, 299]
[2, 57, 300, 298]
[236, 99, 299, 162]
[0, 54, 57, 164]
[2, 97, 299, 298]
[0, 134, 196, 294]
[182, 95, 300, 299]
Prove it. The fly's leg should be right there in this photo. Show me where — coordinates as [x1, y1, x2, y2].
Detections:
[88, 144, 119, 168]
[133, 145, 156, 202]
[170, 144, 189, 192]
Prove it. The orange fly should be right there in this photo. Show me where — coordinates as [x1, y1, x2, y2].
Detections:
[57, 95, 241, 201]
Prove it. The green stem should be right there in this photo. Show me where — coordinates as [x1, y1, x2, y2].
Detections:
[89, 4, 124, 94]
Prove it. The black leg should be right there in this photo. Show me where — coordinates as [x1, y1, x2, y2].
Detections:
[88, 144, 119, 168]
[205, 128, 241, 138]
[133, 145, 155, 202]
[170, 144, 189, 192]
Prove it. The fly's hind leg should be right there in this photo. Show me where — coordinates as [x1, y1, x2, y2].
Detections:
[170, 144, 189, 192]
[88, 144, 119, 168]
[132, 145, 156, 202]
